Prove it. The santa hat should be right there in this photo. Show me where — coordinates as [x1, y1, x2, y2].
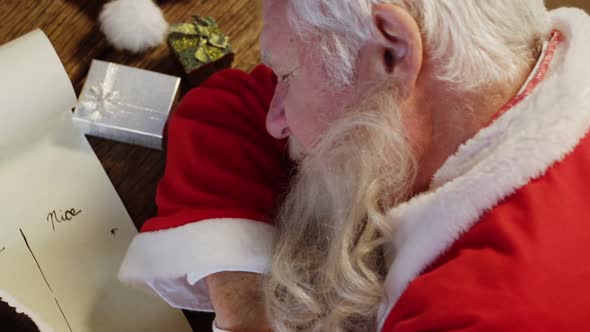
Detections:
[99, 0, 169, 53]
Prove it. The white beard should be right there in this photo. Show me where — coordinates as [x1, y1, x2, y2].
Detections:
[265, 88, 416, 332]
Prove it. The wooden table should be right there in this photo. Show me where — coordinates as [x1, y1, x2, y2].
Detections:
[0, 0, 262, 330]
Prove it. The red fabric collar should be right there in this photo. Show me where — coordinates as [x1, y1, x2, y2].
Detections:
[485, 30, 563, 127]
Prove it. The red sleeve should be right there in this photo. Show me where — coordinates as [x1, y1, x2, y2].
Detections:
[141, 65, 289, 233]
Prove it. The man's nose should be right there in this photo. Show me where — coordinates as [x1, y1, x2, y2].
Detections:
[266, 86, 290, 139]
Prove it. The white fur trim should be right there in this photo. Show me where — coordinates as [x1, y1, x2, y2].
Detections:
[0, 290, 55, 332]
[99, 0, 168, 53]
[378, 8, 590, 329]
[118, 218, 276, 312]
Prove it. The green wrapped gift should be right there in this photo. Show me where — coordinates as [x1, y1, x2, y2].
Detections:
[168, 16, 234, 86]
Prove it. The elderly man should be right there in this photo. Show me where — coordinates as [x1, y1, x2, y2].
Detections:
[120, 1, 590, 331]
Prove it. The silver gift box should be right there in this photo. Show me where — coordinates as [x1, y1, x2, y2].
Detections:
[73, 60, 180, 150]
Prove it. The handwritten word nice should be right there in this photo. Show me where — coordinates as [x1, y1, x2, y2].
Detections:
[46, 209, 82, 231]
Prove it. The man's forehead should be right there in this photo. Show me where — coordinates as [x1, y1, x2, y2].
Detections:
[260, 40, 296, 71]
[260, 0, 297, 69]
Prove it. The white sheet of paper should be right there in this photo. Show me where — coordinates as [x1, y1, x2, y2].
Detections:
[0, 30, 192, 332]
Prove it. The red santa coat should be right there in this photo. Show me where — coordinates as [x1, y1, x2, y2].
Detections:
[379, 8, 590, 331]
[120, 8, 590, 330]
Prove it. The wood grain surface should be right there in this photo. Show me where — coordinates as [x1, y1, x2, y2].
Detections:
[0, 1, 587, 331]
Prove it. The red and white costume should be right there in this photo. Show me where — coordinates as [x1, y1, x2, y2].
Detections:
[120, 8, 590, 331]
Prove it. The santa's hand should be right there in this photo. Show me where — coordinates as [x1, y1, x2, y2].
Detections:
[207, 271, 271, 332]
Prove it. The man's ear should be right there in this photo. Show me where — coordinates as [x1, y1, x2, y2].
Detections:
[358, 4, 423, 98]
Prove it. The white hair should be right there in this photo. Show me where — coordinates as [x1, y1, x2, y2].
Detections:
[286, 0, 551, 90]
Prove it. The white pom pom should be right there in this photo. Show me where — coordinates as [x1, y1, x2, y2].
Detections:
[99, 0, 169, 53]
